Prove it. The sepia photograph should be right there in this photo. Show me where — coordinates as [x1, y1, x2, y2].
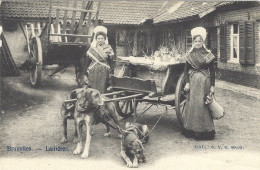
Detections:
[0, 0, 260, 169]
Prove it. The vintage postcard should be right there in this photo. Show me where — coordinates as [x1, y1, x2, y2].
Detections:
[0, 0, 260, 169]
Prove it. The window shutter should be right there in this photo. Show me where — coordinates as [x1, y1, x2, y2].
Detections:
[239, 21, 246, 64]
[220, 24, 227, 62]
[246, 21, 255, 65]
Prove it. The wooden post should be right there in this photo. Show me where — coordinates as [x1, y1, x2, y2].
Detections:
[133, 30, 138, 57]
[25, 24, 30, 54]
[151, 29, 155, 55]
[0, 26, 2, 48]
[95, 1, 101, 26]
[57, 23, 62, 42]
[31, 23, 35, 37]
[37, 22, 41, 36]
[62, 1, 69, 42]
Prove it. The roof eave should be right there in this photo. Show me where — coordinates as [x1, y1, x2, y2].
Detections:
[154, 15, 199, 25]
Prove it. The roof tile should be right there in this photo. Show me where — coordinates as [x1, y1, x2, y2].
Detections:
[1, 1, 245, 25]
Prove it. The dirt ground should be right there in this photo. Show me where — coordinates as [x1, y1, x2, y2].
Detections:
[0, 67, 260, 170]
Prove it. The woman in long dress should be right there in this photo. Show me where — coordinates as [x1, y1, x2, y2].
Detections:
[87, 26, 114, 93]
[182, 27, 216, 140]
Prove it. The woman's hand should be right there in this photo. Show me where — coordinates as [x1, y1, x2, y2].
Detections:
[210, 86, 215, 93]
[184, 83, 190, 91]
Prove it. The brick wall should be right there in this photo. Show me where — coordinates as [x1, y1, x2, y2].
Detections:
[256, 21, 260, 64]
[215, 5, 260, 88]
[216, 5, 260, 67]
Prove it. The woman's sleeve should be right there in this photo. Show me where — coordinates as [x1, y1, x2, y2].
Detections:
[184, 61, 190, 83]
[209, 60, 215, 86]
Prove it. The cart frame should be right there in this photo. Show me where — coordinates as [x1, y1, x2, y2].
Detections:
[24, 1, 100, 87]
[106, 60, 186, 128]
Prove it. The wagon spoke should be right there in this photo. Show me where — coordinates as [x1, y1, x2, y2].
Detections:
[120, 101, 126, 110]
[115, 97, 138, 118]
[181, 102, 186, 115]
[124, 101, 129, 114]
[130, 100, 133, 111]
[180, 100, 186, 107]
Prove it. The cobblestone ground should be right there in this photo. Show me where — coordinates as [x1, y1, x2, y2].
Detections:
[0, 67, 260, 170]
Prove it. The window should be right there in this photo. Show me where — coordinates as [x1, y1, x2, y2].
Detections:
[230, 24, 239, 62]
[220, 21, 255, 65]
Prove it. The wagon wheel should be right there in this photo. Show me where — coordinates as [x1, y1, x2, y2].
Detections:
[29, 37, 43, 87]
[115, 99, 139, 118]
[175, 72, 187, 128]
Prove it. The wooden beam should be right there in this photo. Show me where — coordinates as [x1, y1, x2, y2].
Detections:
[95, 1, 101, 26]
[103, 93, 144, 102]
[70, 1, 77, 38]
[54, 9, 60, 33]
[102, 91, 125, 96]
[64, 93, 143, 103]
[62, 1, 69, 42]
[49, 33, 92, 38]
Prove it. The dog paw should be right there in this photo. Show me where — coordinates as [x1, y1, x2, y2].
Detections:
[132, 163, 138, 168]
[81, 152, 89, 159]
[61, 137, 67, 143]
[72, 138, 78, 144]
[73, 148, 82, 155]
[126, 161, 133, 168]
[104, 133, 111, 137]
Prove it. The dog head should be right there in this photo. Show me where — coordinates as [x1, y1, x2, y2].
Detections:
[80, 88, 104, 107]
[127, 140, 146, 163]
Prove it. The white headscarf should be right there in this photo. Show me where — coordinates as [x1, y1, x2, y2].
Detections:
[189, 27, 211, 52]
[90, 26, 109, 48]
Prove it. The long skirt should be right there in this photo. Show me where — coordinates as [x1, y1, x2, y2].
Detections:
[88, 63, 110, 94]
[182, 71, 215, 139]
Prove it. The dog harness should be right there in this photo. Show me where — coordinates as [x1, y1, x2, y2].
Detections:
[122, 125, 144, 144]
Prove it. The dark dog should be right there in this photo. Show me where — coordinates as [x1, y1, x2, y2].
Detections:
[121, 122, 149, 168]
[73, 88, 122, 158]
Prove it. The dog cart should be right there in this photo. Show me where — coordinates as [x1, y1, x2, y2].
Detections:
[24, 1, 100, 87]
[103, 57, 187, 128]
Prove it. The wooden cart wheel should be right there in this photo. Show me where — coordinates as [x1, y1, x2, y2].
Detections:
[175, 72, 187, 128]
[115, 99, 138, 118]
[29, 37, 43, 87]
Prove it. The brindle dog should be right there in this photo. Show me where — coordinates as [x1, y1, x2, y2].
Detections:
[121, 122, 149, 168]
[61, 87, 122, 145]
[73, 88, 122, 158]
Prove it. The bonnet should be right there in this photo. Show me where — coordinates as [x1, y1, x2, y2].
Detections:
[191, 27, 207, 41]
[189, 27, 210, 52]
[91, 26, 109, 47]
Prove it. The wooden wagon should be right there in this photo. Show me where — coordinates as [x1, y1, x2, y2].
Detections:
[102, 56, 187, 128]
[23, 1, 100, 87]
